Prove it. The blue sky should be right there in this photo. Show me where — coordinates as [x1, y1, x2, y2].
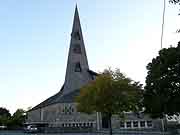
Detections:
[0, 0, 180, 113]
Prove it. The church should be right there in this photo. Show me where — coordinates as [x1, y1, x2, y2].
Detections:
[27, 6, 98, 131]
[27, 6, 162, 132]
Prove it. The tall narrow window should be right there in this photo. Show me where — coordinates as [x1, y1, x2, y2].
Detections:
[147, 121, 152, 127]
[73, 44, 81, 54]
[75, 62, 81, 72]
[140, 121, 145, 127]
[74, 31, 81, 40]
[120, 121, 125, 128]
[133, 121, 138, 128]
[126, 121, 131, 128]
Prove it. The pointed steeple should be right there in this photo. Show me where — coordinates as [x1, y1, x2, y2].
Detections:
[62, 6, 91, 95]
[72, 5, 80, 33]
[27, 6, 97, 112]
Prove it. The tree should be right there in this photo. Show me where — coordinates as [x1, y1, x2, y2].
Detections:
[9, 109, 26, 128]
[76, 68, 143, 135]
[169, 0, 180, 33]
[144, 42, 180, 118]
[169, 0, 180, 5]
[0, 107, 11, 126]
[0, 107, 11, 118]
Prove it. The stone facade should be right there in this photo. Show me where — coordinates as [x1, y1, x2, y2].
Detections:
[111, 113, 162, 130]
[28, 103, 97, 128]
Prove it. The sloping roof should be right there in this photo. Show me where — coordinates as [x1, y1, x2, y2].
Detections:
[88, 70, 98, 76]
[28, 85, 64, 111]
[28, 70, 97, 112]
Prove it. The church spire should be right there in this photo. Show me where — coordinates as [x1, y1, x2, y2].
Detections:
[72, 4, 80, 33]
[27, 6, 97, 112]
[62, 6, 91, 95]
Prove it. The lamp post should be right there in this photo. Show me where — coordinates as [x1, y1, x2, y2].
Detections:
[161, 0, 166, 49]
[160, 1, 166, 135]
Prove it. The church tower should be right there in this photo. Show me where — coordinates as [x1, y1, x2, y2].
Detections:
[27, 6, 97, 125]
[62, 6, 92, 95]
[28, 6, 97, 111]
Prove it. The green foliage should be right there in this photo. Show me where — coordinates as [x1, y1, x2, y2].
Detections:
[0, 107, 11, 118]
[0, 107, 11, 126]
[76, 68, 143, 135]
[169, 0, 180, 5]
[0, 107, 26, 128]
[10, 109, 26, 127]
[144, 42, 180, 118]
[76, 68, 143, 117]
[169, 0, 180, 32]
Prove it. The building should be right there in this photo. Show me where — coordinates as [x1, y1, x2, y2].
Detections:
[27, 6, 163, 133]
[27, 6, 98, 131]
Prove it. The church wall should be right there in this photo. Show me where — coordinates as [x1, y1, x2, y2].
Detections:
[27, 103, 162, 131]
[110, 113, 162, 130]
[63, 65, 92, 95]
[28, 102, 97, 128]
[27, 109, 41, 122]
[48, 103, 96, 128]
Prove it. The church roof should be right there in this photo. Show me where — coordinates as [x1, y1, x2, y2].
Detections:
[29, 70, 97, 112]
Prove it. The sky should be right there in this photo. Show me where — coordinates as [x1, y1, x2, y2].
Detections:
[0, 0, 180, 114]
